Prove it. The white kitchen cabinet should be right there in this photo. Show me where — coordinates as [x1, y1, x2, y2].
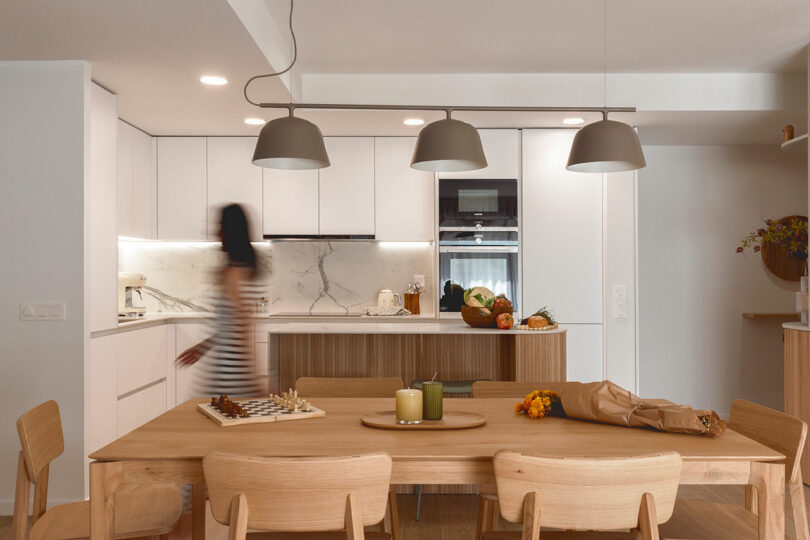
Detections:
[439, 129, 519, 180]
[561, 324, 604, 383]
[116, 120, 134, 236]
[86, 335, 118, 456]
[117, 325, 167, 396]
[319, 137, 375, 235]
[89, 84, 119, 332]
[175, 323, 212, 404]
[157, 137, 207, 240]
[374, 137, 435, 241]
[207, 137, 262, 241]
[262, 169, 320, 236]
[132, 127, 157, 239]
[521, 129, 603, 324]
[117, 380, 167, 437]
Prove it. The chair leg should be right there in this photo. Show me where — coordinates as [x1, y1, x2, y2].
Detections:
[13, 452, 30, 540]
[488, 499, 500, 531]
[745, 484, 759, 515]
[345, 492, 363, 540]
[521, 492, 541, 539]
[475, 496, 491, 540]
[790, 477, 810, 540]
[382, 487, 401, 540]
[636, 492, 659, 540]
[414, 484, 422, 521]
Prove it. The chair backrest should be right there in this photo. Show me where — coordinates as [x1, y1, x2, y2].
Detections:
[472, 381, 574, 398]
[296, 377, 404, 398]
[203, 451, 392, 532]
[493, 451, 682, 531]
[730, 399, 807, 484]
[17, 400, 64, 484]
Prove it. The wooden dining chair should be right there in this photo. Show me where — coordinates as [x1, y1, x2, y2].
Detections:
[203, 451, 393, 539]
[659, 399, 809, 540]
[296, 376, 405, 398]
[295, 376, 404, 539]
[13, 400, 183, 540]
[483, 450, 682, 540]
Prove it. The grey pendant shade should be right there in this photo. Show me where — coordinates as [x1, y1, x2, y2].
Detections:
[252, 115, 330, 169]
[566, 119, 646, 173]
[411, 118, 487, 172]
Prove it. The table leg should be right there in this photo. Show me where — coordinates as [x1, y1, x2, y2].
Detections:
[90, 461, 120, 540]
[191, 483, 206, 540]
[749, 461, 785, 540]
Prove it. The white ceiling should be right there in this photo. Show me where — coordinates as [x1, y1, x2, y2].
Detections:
[0, 0, 292, 135]
[0, 0, 808, 140]
[264, 0, 810, 73]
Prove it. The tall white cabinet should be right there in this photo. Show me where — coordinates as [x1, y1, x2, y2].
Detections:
[374, 137, 435, 241]
[522, 129, 604, 382]
[117, 120, 156, 239]
[207, 137, 263, 241]
[157, 137, 207, 240]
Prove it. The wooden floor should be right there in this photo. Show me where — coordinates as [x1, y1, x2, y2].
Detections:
[2, 485, 809, 539]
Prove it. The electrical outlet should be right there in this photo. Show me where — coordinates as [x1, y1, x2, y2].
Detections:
[413, 275, 426, 289]
[612, 286, 627, 319]
[20, 302, 65, 321]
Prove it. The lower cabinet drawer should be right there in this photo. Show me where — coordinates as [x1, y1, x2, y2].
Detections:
[118, 325, 167, 396]
[117, 380, 167, 437]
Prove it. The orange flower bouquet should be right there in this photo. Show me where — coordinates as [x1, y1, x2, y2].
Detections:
[515, 390, 563, 419]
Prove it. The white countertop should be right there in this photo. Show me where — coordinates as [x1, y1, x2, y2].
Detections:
[266, 321, 566, 335]
[784, 322, 810, 332]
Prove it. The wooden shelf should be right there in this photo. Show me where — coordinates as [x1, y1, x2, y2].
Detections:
[742, 312, 801, 320]
[781, 133, 808, 155]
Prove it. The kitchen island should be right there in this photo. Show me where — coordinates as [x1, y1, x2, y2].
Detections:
[267, 321, 566, 393]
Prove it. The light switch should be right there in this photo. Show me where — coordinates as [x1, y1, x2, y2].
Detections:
[612, 286, 628, 319]
[20, 302, 65, 321]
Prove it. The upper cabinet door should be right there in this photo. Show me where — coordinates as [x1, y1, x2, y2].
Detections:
[116, 120, 134, 237]
[132, 128, 157, 239]
[157, 137, 207, 240]
[374, 137, 435, 241]
[263, 168, 319, 236]
[439, 129, 519, 180]
[206, 137, 262, 241]
[319, 137, 375, 235]
[521, 129, 603, 324]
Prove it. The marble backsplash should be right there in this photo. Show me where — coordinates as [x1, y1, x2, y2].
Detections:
[118, 241, 435, 316]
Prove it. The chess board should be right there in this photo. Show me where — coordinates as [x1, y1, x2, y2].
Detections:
[197, 398, 326, 427]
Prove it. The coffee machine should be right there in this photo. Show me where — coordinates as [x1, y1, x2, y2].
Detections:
[118, 272, 147, 316]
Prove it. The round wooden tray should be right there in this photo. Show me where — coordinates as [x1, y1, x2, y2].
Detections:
[360, 410, 487, 430]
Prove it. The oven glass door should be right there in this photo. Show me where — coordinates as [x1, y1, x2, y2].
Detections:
[439, 179, 518, 227]
[439, 247, 519, 313]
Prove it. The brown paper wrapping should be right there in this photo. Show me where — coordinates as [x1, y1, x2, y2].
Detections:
[556, 381, 726, 437]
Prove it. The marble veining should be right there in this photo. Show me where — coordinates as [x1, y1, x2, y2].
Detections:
[118, 241, 435, 316]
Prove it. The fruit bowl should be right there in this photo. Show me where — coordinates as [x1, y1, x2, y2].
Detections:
[461, 305, 514, 328]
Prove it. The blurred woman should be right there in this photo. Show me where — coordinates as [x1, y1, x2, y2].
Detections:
[177, 203, 262, 397]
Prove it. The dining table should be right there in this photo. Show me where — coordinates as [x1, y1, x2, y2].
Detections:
[88, 397, 786, 539]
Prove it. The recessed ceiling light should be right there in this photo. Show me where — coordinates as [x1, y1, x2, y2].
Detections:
[200, 75, 228, 86]
[244, 118, 266, 126]
[563, 117, 585, 125]
[404, 118, 425, 126]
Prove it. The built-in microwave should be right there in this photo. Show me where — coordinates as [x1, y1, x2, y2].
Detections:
[438, 179, 518, 228]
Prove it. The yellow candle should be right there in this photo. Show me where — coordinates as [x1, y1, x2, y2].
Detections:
[395, 388, 423, 424]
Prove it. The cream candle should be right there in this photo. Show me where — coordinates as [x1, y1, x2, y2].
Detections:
[395, 388, 423, 424]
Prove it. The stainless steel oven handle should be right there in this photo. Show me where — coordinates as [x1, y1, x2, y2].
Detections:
[438, 226, 519, 232]
[439, 246, 519, 253]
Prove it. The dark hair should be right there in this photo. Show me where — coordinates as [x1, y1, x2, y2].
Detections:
[220, 204, 256, 276]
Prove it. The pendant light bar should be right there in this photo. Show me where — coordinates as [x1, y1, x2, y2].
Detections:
[257, 102, 635, 115]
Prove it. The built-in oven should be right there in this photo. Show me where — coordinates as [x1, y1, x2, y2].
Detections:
[438, 178, 520, 314]
[439, 179, 518, 228]
[439, 246, 519, 313]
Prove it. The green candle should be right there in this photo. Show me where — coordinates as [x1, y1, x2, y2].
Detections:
[422, 381, 443, 420]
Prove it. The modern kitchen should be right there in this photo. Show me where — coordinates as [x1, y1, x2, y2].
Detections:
[3, 1, 810, 539]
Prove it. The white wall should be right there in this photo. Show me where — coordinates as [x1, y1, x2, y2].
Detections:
[0, 61, 90, 510]
[638, 145, 807, 416]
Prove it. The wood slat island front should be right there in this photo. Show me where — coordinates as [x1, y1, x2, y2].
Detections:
[265, 321, 566, 392]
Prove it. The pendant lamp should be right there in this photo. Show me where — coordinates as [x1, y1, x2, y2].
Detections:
[566, 118, 646, 172]
[411, 116, 487, 172]
[252, 113, 330, 170]
[566, 0, 645, 173]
